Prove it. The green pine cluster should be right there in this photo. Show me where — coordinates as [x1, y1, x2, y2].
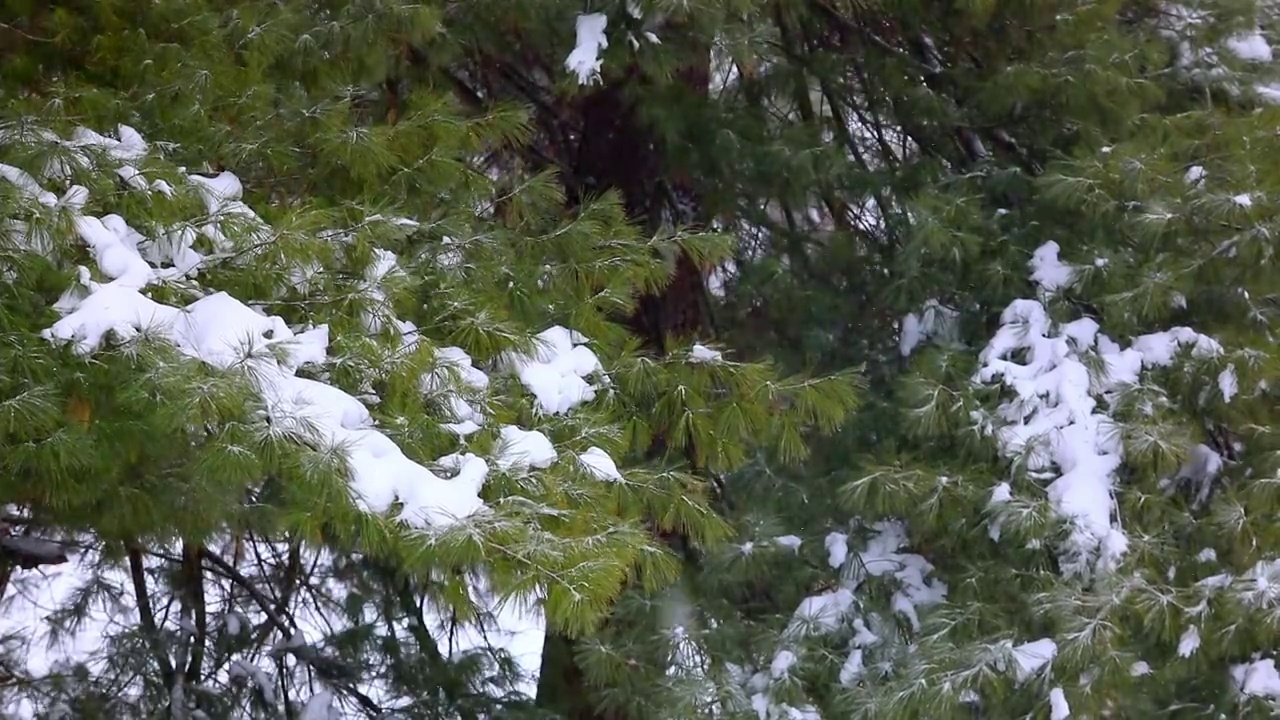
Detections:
[0, 1, 856, 716]
[671, 1, 1280, 719]
[6, 0, 1280, 718]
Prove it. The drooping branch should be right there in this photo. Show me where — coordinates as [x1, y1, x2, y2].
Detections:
[0, 535, 70, 570]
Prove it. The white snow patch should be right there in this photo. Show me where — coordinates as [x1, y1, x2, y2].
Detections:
[1219, 365, 1239, 403]
[1233, 658, 1280, 698]
[839, 648, 865, 686]
[853, 521, 947, 631]
[1011, 638, 1058, 682]
[770, 649, 798, 679]
[899, 299, 959, 357]
[750, 522, 944, 717]
[774, 535, 803, 551]
[788, 589, 856, 636]
[1029, 241, 1076, 294]
[505, 326, 604, 415]
[1227, 29, 1274, 62]
[577, 446, 623, 481]
[1177, 625, 1201, 657]
[987, 482, 1012, 541]
[824, 532, 849, 570]
[494, 426, 558, 473]
[974, 242, 1225, 577]
[1049, 687, 1071, 720]
[689, 343, 723, 363]
[565, 14, 609, 85]
[299, 691, 339, 720]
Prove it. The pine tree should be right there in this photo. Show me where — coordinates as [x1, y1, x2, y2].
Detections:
[623, 0, 1280, 718]
[15, 0, 1280, 718]
[388, 3, 865, 717]
[0, 1, 859, 717]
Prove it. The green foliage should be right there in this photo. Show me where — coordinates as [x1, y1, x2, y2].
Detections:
[0, 1, 862, 717]
[559, 0, 1280, 718]
[13, 0, 1280, 717]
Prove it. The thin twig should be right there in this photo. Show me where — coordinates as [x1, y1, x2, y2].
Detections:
[0, 21, 54, 43]
[200, 549, 384, 715]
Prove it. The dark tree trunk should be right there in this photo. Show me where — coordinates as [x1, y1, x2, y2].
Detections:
[529, 21, 715, 720]
[423, 13, 715, 716]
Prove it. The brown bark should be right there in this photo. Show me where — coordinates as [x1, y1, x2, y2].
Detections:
[406, 12, 716, 715]
[523, 18, 715, 720]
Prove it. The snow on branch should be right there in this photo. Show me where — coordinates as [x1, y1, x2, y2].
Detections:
[565, 14, 609, 85]
[2, 123, 623, 531]
[1, 121, 639, 712]
[973, 241, 1224, 578]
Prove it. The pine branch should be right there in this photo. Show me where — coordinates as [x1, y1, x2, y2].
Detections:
[277, 652, 295, 720]
[262, 534, 304, 627]
[0, 535, 69, 569]
[0, 21, 54, 43]
[199, 548, 384, 715]
[200, 548, 295, 642]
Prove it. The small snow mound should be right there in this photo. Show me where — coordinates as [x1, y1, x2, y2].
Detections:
[774, 534, 803, 551]
[689, 343, 723, 363]
[824, 532, 849, 569]
[299, 691, 340, 720]
[770, 649, 798, 679]
[1049, 687, 1071, 720]
[1220, 365, 1239, 403]
[1233, 658, 1280, 698]
[1011, 638, 1058, 682]
[1030, 241, 1076, 293]
[565, 14, 609, 85]
[495, 426, 558, 472]
[507, 326, 604, 415]
[426, 346, 489, 435]
[787, 589, 855, 637]
[899, 299, 959, 357]
[1227, 29, 1274, 62]
[578, 446, 622, 481]
[1177, 625, 1201, 657]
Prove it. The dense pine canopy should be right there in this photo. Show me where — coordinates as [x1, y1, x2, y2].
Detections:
[4, 0, 1280, 718]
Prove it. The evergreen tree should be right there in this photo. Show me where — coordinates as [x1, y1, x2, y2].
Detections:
[0, 1, 857, 717]
[628, 0, 1280, 718]
[11, 0, 1280, 718]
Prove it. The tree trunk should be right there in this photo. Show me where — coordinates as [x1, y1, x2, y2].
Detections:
[532, 20, 714, 720]
[423, 13, 712, 715]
